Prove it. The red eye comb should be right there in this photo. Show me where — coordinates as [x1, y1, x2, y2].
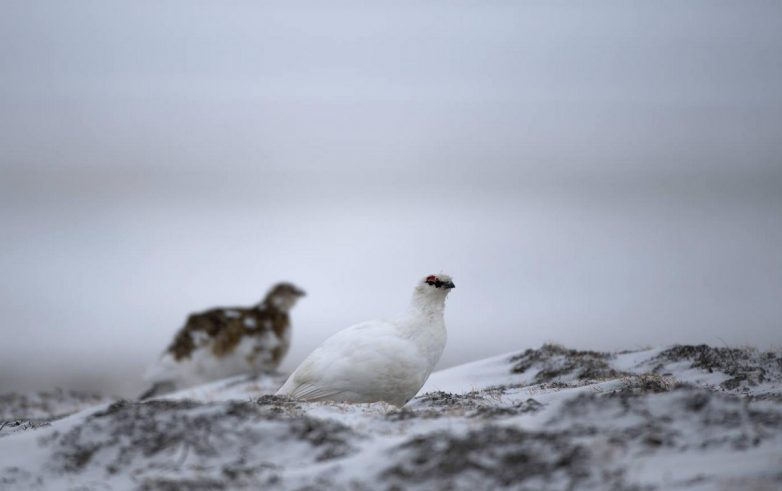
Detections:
[426, 275, 437, 282]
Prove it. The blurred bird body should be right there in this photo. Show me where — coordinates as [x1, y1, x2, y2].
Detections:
[276, 274, 454, 407]
[141, 283, 304, 398]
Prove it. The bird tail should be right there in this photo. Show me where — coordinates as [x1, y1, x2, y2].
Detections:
[138, 381, 176, 400]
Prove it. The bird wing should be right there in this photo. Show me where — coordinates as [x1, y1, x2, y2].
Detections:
[286, 383, 349, 402]
[277, 320, 424, 402]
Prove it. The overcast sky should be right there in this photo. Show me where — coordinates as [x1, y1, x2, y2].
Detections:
[1, 1, 781, 396]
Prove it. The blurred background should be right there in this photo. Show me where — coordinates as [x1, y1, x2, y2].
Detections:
[1, 1, 780, 397]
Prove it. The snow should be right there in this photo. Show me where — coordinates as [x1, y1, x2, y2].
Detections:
[418, 350, 528, 394]
[1, 343, 781, 490]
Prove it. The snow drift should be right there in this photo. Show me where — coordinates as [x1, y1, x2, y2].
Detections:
[1, 344, 781, 490]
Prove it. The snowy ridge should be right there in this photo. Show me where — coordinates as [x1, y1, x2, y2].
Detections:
[1, 344, 781, 490]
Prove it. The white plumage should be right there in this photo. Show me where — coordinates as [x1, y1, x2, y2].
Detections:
[276, 274, 455, 407]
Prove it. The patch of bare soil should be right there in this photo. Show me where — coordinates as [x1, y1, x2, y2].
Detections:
[656, 345, 782, 392]
[510, 343, 628, 383]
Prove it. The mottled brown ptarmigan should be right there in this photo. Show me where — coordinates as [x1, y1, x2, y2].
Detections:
[140, 282, 305, 398]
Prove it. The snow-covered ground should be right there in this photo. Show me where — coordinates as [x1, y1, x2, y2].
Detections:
[1, 344, 781, 490]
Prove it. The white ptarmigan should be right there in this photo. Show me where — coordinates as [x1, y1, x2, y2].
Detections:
[276, 274, 455, 407]
[140, 283, 305, 399]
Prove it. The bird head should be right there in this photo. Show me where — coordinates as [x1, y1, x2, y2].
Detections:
[421, 274, 455, 292]
[264, 282, 306, 311]
[410, 274, 455, 311]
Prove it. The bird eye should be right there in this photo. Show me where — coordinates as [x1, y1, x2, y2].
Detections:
[425, 275, 442, 287]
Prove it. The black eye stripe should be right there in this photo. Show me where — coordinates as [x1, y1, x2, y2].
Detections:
[426, 280, 444, 288]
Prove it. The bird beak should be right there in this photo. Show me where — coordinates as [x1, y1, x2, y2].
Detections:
[442, 281, 455, 289]
[295, 288, 306, 296]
